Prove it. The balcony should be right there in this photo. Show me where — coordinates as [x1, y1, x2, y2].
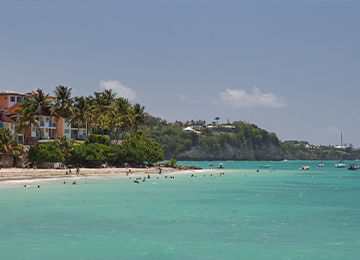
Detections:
[49, 122, 57, 128]
[40, 122, 44, 127]
[71, 123, 86, 129]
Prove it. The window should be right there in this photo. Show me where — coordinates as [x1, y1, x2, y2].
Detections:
[64, 129, 70, 134]
[10, 97, 15, 102]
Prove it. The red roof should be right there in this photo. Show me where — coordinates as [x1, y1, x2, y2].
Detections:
[28, 92, 56, 99]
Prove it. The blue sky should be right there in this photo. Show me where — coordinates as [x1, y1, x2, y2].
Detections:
[1, 1, 359, 147]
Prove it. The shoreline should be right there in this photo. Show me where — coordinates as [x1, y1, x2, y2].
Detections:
[0, 166, 205, 182]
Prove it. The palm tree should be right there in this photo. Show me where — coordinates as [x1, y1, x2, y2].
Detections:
[13, 98, 41, 144]
[68, 96, 88, 144]
[214, 117, 220, 125]
[51, 85, 73, 138]
[0, 128, 24, 167]
[53, 137, 74, 163]
[91, 90, 116, 143]
[32, 88, 50, 107]
[132, 103, 146, 133]
[113, 97, 133, 143]
[85, 95, 95, 137]
[100, 89, 116, 143]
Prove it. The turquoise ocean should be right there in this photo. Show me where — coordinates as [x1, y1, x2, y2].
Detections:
[1, 160, 360, 259]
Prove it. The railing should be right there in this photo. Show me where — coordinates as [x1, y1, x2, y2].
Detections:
[71, 134, 76, 139]
[79, 134, 86, 140]
[49, 122, 57, 128]
[40, 122, 44, 127]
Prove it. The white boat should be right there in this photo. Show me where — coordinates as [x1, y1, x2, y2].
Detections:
[318, 162, 324, 167]
[335, 133, 346, 168]
[335, 160, 345, 168]
[300, 166, 309, 170]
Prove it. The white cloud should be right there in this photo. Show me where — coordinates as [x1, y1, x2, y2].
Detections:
[219, 86, 287, 108]
[178, 94, 186, 102]
[98, 79, 136, 101]
[178, 94, 200, 104]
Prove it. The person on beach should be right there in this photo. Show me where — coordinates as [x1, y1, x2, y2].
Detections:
[0, 161, 3, 170]
[76, 167, 80, 175]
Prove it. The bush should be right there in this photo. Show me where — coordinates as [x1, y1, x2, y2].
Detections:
[27, 144, 65, 164]
[85, 134, 110, 145]
[170, 158, 177, 166]
[68, 143, 110, 167]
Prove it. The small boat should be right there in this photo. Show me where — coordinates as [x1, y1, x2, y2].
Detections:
[217, 163, 224, 169]
[300, 166, 309, 170]
[318, 162, 324, 167]
[208, 163, 214, 166]
[348, 164, 360, 170]
[335, 160, 345, 168]
[260, 165, 270, 168]
[335, 133, 346, 168]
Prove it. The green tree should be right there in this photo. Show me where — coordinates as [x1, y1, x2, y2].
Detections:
[132, 103, 146, 133]
[68, 96, 89, 143]
[113, 97, 133, 143]
[13, 98, 40, 143]
[51, 85, 73, 138]
[53, 137, 75, 163]
[0, 128, 24, 166]
[31, 88, 51, 107]
[27, 144, 65, 164]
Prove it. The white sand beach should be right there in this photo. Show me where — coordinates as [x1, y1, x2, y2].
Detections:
[0, 166, 184, 181]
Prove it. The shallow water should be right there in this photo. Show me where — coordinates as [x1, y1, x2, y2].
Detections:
[1, 160, 360, 259]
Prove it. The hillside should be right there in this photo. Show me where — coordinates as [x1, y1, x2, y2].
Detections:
[144, 116, 360, 161]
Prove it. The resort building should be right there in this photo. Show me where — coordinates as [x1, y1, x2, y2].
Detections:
[0, 109, 15, 133]
[1, 90, 87, 141]
[0, 90, 29, 110]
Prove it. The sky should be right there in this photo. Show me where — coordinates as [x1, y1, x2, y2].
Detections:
[1, 1, 359, 147]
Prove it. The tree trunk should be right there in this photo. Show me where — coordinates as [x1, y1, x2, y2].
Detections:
[100, 120, 104, 144]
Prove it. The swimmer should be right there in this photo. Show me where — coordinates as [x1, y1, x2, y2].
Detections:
[24, 185, 26, 188]
[37, 185, 40, 188]
[72, 181, 76, 185]
[148, 175, 150, 179]
[63, 182, 66, 184]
